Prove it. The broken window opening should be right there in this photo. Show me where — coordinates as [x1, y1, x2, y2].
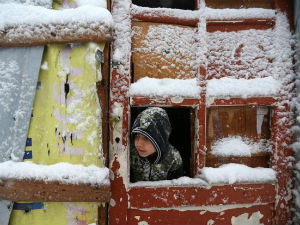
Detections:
[130, 106, 193, 180]
[132, 0, 196, 10]
[206, 106, 272, 168]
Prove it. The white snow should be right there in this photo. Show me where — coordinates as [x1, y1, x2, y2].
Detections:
[207, 77, 281, 98]
[0, 0, 52, 8]
[130, 176, 208, 187]
[131, 163, 276, 186]
[0, 161, 110, 186]
[131, 5, 275, 21]
[200, 163, 276, 185]
[129, 77, 200, 98]
[0, 3, 113, 31]
[211, 136, 271, 157]
[74, 0, 107, 8]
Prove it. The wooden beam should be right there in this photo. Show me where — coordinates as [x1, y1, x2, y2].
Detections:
[0, 179, 110, 202]
[207, 18, 275, 32]
[130, 96, 200, 107]
[129, 183, 276, 208]
[0, 22, 113, 47]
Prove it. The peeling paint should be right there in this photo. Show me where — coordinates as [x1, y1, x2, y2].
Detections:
[133, 203, 269, 212]
[138, 221, 149, 225]
[207, 219, 215, 225]
[231, 212, 263, 225]
[256, 107, 268, 139]
[110, 199, 116, 207]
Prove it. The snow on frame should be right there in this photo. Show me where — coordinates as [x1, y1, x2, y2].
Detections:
[131, 163, 276, 187]
[131, 4, 275, 21]
[200, 163, 276, 185]
[0, 3, 113, 31]
[211, 136, 272, 157]
[206, 77, 281, 98]
[129, 77, 200, 98]
[0, 161, 110, 186]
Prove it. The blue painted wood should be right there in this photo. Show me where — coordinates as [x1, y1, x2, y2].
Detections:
[0, 46, 44, 225]
[0, 46, 44, 162]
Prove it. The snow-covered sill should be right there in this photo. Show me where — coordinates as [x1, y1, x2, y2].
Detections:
[130, 163, 276, 188]
[129, 77, 200, 98]
[0, 161, 110, 186]
[131, 4, 275, 21]
[206, 77, 282, 99]
[0, 4, 113, 46]
[0, 4, 113, 30]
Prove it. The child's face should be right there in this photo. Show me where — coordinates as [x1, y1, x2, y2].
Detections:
[134, 134, 156, 157]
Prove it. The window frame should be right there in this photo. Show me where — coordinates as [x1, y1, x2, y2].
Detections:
[108, 1, 294, 224]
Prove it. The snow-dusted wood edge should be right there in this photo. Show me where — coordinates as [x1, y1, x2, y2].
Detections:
[131, 4, 275, 26]
[0, 161, 111, 202]
[0, 4, 113, 47]
[130, 96, 276, 107]
[129, 183, 275, 208]
[0, 23, 113, 47]
[0, 179, 110, 202]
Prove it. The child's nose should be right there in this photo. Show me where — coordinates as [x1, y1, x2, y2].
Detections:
[136, 137, 144, 146]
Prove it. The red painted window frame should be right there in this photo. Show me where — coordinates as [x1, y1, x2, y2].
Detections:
[109, 1, 294, 224]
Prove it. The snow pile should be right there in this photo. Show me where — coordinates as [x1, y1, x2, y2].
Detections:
[200, 163, 276, 185]
[129, 77, 200, 98]
[207, 76, 281, 98]
[74, 0, 107, 8]
[131, 176, 208, 187]
[0, 3, 113, 31]
[0, 161, 110, 186]
[0, 0, 52, 8]
[211, 136, 271, 157]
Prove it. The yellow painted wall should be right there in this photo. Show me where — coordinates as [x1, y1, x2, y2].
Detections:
[9, 2, 107, 225]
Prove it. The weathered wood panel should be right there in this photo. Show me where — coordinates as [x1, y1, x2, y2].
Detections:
[206, 106, 271, 167]
[0, 179, 110, 202]
[206, 0, 274, 9]
[131, 21, 197, 81]
[128, 204, 274, 225]
[0, 23, 112, 47]
[129, 183, 275, 208]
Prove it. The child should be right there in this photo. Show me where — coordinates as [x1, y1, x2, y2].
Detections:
[130, 107, 183, 182]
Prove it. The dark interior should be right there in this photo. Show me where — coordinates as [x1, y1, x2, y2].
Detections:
[130, 106, 192, 177]
[132, 0, 196, 10]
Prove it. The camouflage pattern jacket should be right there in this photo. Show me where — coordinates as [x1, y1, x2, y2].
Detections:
[130, 107, 183, 182]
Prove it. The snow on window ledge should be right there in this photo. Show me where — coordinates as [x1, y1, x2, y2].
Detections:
[0, 4, 113, 30]
[206, 76, 281, 99]
[130, 176, 208, 188]
[130, 163, 276, 187]
[211, 136, 271, 157]
[0, 3, 113, 45]
[131, 4, 275, 21]
[199, 163, 276, 185]
[0, 161, 110, 186]
[129, 77, 200, 98]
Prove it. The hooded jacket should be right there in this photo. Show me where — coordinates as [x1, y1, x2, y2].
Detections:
[130, 107, 183, 182]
